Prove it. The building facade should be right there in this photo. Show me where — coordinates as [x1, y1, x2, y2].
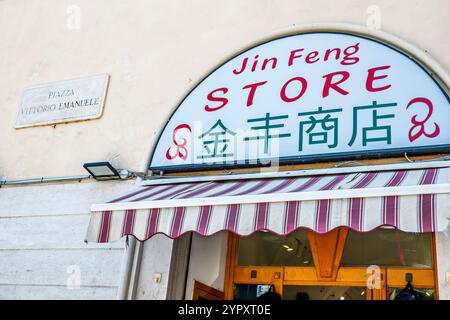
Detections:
[0, 0, 449, 300]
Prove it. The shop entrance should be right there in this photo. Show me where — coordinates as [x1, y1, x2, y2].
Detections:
[224, 227, 437, 300]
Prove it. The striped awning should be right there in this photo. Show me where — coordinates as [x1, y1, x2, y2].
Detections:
[85, 167, 450, 243]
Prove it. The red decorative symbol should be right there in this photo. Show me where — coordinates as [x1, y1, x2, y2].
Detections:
[166, 124, 192, 160]
[406, 97, 440, 142]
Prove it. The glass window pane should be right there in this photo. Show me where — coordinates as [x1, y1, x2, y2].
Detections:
[235, 284, 367, 300]
[234, 284, 272, 300]
[388, 287, 435, 300]
[283, 285, 366, 300]
[341, 228, 433, 267]
[237, 229, 313, 266]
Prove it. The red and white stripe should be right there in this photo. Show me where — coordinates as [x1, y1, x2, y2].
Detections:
[85, 168, 450, 243]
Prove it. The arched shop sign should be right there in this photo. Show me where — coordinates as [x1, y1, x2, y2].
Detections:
[149, 32, 449, 172]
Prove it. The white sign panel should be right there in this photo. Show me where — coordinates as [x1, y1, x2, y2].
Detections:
[15, 74, 109, 128]
[150, 32, 449, 171]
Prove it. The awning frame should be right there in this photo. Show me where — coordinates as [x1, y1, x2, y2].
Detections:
[87, 166, 450, 242]
[91, 183, 450, 212]
[141, 159, 450, 186]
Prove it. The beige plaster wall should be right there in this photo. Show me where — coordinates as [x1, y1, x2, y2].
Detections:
[0, 0, 448, 180]
[0, 0, 449, 300]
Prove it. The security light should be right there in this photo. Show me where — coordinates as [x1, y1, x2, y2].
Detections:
[83, 162, 121, 181]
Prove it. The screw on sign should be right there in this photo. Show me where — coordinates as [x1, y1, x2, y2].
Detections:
[406, 97, 440, 142]
[165, 124, 191, 160]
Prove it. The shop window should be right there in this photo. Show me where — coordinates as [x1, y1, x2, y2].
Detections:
[237, 229, 313, 267]
[234, 284, 272, 300]
[227, 228, 437, 300]
[341, 228, 433, 268]
[283, 285, 366, 300]
[387, 288, 434, 300]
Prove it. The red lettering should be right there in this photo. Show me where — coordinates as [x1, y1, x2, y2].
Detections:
[305, 51, 319, 64]
[204, 88, 229, 112]
[165, 124, 191, 161]
[322, 71, 350, 97]
[233, 58, 248, 75]
[251, 55, 259, 72]
[366, 65, 391, 92]
[280, 77, 308, 102]
[242, 81, 267, 107]
[324, 48, 340, 62]
[406, 97, 440, 142]
[261, 57, 277, 70]
[288, 49, 304, 66]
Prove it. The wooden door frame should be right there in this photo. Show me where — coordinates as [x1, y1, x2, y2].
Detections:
[432, 232, 440, 300]
[307, 227, 349, 281]
[224, 232, 239, 300]
[232, 265, 382, 300]
[192, 280, 225, 300]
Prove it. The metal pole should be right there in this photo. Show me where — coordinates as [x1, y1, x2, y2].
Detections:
[0, 175, 92, 186]
[117, 236, 137, 300]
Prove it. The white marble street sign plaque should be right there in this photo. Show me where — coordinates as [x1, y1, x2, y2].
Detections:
[15, 74, 109, 128]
